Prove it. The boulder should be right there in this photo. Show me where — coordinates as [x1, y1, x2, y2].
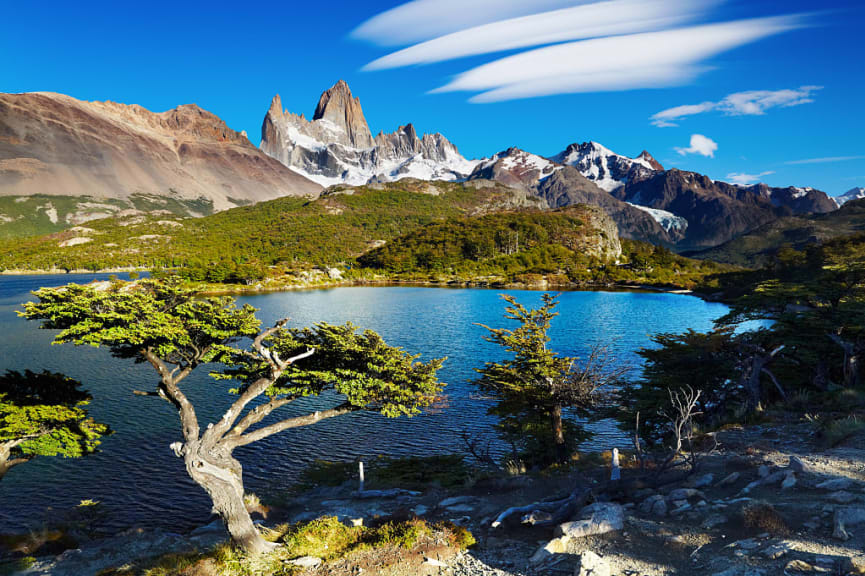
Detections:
[639, 494, 664, 514]
[833, 506, 865, 540]
[557, 502, 624, 540]
[576, 550, 611, 576]
[781, 472, 797, 490]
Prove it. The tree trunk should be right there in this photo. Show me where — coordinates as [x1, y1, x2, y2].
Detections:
[184, 442, 276, 555]
[551, 404, 566, 462]
[0, 443, 28, 483]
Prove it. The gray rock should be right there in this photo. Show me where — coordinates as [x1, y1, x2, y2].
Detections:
[424, 557, 448, 567]
[412, 504, 429, 516]
[762, 470, 788, 485]
[639, 494, 664, 514]
[667, 488, 701, 501]
[21, 528, 189, 576]
[557, 502, 624, 540]
[439, 495, 474, 508]
[762, 540, 793, 559]
[758, 465, 770, 478]
[717, 471, 741, 486]
[694, 473, 714, 488]
[816, 478, 854, 491]
[829, 491, 857, 504]
[833, 506, 865, 540]
[702, 513, 728, 529]
[781, 472, 797, 490]
[289, 556, 323, 568]
[576, 550, 611, 576]
[788, 456, 810, 474]
[528, 536, 568, 565]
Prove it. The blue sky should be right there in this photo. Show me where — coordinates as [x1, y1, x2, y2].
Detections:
[2, 0, 863, 195]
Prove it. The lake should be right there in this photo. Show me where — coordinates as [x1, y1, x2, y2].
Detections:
[0, 274, 730, 533]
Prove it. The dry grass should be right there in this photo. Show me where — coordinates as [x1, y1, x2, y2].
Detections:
[742, 502, 789, 536]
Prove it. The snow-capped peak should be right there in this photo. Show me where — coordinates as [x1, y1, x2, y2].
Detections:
[835, 187, 865, 207]
[549, 141, 662, 192]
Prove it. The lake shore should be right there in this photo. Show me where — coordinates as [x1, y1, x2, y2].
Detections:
[5, 418, 863, 576]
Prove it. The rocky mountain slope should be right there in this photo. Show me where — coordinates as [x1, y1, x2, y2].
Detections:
[692, 198, 865, 267]
[260, 81, 477, 187]
[0, 92, 321, 218]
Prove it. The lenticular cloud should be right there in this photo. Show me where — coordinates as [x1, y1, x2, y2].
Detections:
[354, 0, 807, 103]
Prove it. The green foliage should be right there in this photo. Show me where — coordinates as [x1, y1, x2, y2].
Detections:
[217, 322, 445, 418]
[21, 278, 261, 362]
[358, 207, 604, 277]
[0, 182, 521, 274]
[475, 294, 609, 465]
[618, 327, 754, 443]
[276, 516, 465, 560]
[0, 370, 109, 467]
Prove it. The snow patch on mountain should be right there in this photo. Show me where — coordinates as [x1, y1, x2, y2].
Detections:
[627, 202, 688, 233]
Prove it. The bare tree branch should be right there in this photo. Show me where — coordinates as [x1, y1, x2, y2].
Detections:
[226, 402, 358, 448]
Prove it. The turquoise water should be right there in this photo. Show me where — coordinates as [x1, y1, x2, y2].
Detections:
[0, 275, 730, 532]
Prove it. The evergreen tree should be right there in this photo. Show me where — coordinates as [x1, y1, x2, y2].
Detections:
[0, 369, 109, 480]
[22, 278, 444, 554]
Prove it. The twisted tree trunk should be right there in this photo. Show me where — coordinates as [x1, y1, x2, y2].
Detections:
[184, 441, 276, 555]
[0, 440, 30, 482]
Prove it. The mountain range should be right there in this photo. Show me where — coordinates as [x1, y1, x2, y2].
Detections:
[0, 81, 850, 254]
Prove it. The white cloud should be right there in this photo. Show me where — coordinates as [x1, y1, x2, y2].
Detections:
[651, 85, 821, 126]
[363, 0, 708, 70]
[676, 134, 718, 158]
[726, 171, 775, 185]
[785, 155, 865, 165]
[431, 16, 803, 102]
[351, 0, 580, 47]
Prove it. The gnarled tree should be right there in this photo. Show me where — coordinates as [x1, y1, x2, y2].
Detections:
[0, 369, 109, 481]
[475, 293, 626, 465]
[21, 279, 444, 555]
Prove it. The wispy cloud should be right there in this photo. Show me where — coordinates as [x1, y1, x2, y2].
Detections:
[651, 85, 821, 127]
[363, 0, 708, 70]
[726, 171, 774, 185]
[785, 155, 865, 165]
[675, 134, 718, 157]
[351, 0, 579, 47]
[430, 16, 803, 102]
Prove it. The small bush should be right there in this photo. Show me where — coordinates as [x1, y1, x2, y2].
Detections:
[821, 416, 864, 447]
[742, 502, 789, 535]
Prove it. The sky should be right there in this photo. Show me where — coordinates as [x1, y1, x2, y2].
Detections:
[2, 0, 863, 195]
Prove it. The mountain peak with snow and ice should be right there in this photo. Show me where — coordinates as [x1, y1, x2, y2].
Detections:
[549, 141, 663, 192]
[834, 187, 865, 207]
[260, 80, 478, 187]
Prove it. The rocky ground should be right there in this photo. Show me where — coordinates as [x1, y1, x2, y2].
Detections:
[5, 419, 865, 576]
